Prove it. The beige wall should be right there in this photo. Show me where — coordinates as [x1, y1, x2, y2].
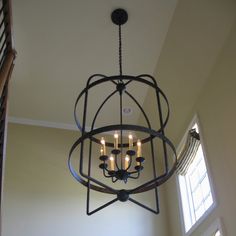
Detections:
[166, 21, 236, 236]
[3, 1, 236, 235]
[2, 124, 168, 236]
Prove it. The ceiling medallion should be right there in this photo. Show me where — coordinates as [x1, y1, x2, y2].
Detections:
[68, 8, 177, 215]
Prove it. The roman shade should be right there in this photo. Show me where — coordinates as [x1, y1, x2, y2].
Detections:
[176, 129, 200, 175]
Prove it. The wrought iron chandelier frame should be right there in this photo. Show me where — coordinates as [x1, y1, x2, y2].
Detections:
[68, 9, 177, 215]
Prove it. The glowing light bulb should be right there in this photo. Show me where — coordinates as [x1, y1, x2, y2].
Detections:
[114, 132, 119, 149]
[100, 148, 104, 155]
[100, 137, 106, 155]
[125, 155, 130, 169]
[101, 137, 105, 145]
[128, 134, 133, 149]
[136, 139, 142, 166]
[109, 155, 115, 171]
[137, 139, 142, 157]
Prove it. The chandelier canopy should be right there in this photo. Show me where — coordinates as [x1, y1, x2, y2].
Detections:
[68, 8, 177, 215]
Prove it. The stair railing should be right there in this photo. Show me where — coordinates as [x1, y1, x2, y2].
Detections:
[0, 0, 16, 234]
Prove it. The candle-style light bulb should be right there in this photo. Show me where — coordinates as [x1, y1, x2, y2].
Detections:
[100, 147, 104, 156]
[137, 139, 142, 157]
[125, 155, 130, 170]
[128, 134, 133, 150]
[109, 155, 115, 171]
[101, 137, 106, 155]
[114, 132, 119, 149]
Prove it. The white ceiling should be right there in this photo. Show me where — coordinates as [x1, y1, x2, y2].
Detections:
[8, 0, 236, 139]
[8, 0, 177, 128]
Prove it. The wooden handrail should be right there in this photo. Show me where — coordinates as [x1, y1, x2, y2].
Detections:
[0, 1, 16, 235]
[0, 49, 15, 96]
[0, 0, 16, 97]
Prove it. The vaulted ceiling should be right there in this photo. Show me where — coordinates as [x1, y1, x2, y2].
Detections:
[8, 0, 236, 142]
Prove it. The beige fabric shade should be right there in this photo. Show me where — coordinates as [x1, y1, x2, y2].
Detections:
[176, 129, 200, 175]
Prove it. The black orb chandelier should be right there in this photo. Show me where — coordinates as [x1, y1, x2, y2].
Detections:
[68, 9, 177, 215]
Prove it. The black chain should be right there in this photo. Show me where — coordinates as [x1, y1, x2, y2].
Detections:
[118, 24, 123, 78]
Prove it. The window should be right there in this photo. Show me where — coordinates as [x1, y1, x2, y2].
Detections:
[201, 218, 223, 236]
[214, 230, 221, 236]
[178, 121, 215, 234]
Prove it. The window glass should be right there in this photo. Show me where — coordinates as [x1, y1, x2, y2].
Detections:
[178, 122, 214, 233]
[214, 230, 221, 236]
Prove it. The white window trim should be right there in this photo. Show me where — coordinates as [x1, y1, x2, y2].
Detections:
[201, 218, 224, 236]
[176, 114, 217, 236]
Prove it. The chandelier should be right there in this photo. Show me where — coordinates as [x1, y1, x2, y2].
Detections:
[68, 8, 177, 215]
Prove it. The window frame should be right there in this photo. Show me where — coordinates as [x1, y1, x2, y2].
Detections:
[201, 218, 224, 236]
[176, 114, 217, 236]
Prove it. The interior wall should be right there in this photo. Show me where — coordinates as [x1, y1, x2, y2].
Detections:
[2, 124, 168, 236]
[166, 20, 236, 236]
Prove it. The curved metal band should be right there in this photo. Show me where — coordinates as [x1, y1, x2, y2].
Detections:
[74, 74, 107, 131]
[68, 124, 176, 194]
[74, 74, 170, 146]
[125, 90, 152, 129]
[68, 146, 115, 194]
[137, 74, 170, 128]
[91, 90, 118, 130]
